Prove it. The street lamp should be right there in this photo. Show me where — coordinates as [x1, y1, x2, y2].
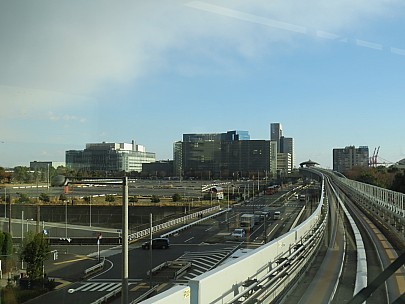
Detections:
[51, 175, 129, 304]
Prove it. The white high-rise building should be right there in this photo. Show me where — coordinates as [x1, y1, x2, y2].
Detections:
[66, 140, 155, 173]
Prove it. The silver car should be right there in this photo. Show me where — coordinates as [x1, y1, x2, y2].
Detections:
[231, 228, 246, 238]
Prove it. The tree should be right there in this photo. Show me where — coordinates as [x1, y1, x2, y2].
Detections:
[2, 232, 13, 257]
[20, 233, 50, 281]
[391, 171, 405, 194]
[12, 166, 32, 183]
[0, 167, 11, 183]
[172, 193, 182, 202]
[0, 232, 14, 272]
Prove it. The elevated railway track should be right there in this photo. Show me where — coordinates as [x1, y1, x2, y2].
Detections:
[141, 169, 405, 303]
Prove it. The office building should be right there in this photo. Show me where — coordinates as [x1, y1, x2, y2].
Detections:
[280, 136, 294, 169]
[333, 146, 369, 173]
[270, 123, 294, 170]
[142, 160, 173, 178]
[174, 130, 276, 179]
[270, 123, 282, 153]
[66, 141, 155, 173]
[30, 161, 65, 170]
[277, 153, 292, 174]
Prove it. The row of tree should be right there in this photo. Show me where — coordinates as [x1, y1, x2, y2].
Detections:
[344, 166, 405, 194]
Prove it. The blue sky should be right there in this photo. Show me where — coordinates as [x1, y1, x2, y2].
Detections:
[1, 0, 405, 168]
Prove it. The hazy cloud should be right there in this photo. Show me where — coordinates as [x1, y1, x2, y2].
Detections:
[1, 0, 402, 108]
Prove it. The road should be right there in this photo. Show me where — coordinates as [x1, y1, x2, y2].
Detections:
[24, 187, 307, 304]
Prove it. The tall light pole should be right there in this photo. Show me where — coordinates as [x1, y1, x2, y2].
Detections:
[89, 195, 92, 227]
[21, 210, 24, 269]
[65, 200, 68, 239]
[3, 187, 6, 219]
[47, 164, 50, 191]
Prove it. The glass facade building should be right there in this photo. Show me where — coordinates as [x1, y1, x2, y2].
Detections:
[174, 130, 275, 179]
[270, 123, 283, 153]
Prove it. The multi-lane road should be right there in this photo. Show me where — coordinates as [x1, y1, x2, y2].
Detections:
[24, 186, 308, 304]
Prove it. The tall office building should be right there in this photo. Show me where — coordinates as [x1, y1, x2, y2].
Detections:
[270, 123, 283, 153]
[173, 130, 275, 179]
[333, 146, 369, 173]
[271, 123, 294, 170]
[66, 141, 155, 173]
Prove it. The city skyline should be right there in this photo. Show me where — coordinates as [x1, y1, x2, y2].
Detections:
[1, 1, 405, 168]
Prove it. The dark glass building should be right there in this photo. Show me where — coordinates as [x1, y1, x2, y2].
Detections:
[174, 130, 275, 179]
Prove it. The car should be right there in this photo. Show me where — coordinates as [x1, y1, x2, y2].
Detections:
[231, 228, 246, 238]
[141, 237, 170, 250]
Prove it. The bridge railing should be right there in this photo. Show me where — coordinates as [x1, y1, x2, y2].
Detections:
[128, 205, 221, 242]
[338, 176, 405, 218]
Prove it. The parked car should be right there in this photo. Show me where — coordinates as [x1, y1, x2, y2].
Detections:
[231, 228, 246, 238]
[141, 237, 170, 249]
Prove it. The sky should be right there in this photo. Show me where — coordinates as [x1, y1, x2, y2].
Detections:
[1, 0, 405, 169]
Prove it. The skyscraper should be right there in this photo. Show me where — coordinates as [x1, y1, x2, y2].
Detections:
[271, 122, 294, 170]
[270, 123, 283, 153]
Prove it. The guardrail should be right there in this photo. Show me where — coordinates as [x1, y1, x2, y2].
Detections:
[160, 208, 228, 238]
[147, 261, 169, 276]
[128, 205, 221, 242]
[174, 261, 192, 280]
[130, 285, 159, 304]
[83, 257, 105, 278]
[146, 261, 192, 279]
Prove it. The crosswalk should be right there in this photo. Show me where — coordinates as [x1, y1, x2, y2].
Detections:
[71, 282, 122, 293]
[175, 246, 237, 284]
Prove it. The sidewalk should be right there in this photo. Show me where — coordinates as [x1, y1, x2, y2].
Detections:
[0, 245, 106, 291]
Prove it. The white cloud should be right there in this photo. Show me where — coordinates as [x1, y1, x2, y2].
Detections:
[1, 0, 401, 106]
[0, 0, 402, 143]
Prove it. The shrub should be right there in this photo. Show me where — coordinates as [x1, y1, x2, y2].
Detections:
[172, 193, 182, 202]
[105, 195, 115, 202]
[150, 195, 160, 203]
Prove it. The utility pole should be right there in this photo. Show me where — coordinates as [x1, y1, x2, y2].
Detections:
[122, 176, 129, 304]
[149, 213, 153, 288]
[8, 194, 11, 235]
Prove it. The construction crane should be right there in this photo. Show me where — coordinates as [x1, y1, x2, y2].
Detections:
[369, 146, 380, 167]
[369, 146, 394, 167]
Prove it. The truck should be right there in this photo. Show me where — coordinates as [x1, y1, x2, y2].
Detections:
[240, 214, 255, 232]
